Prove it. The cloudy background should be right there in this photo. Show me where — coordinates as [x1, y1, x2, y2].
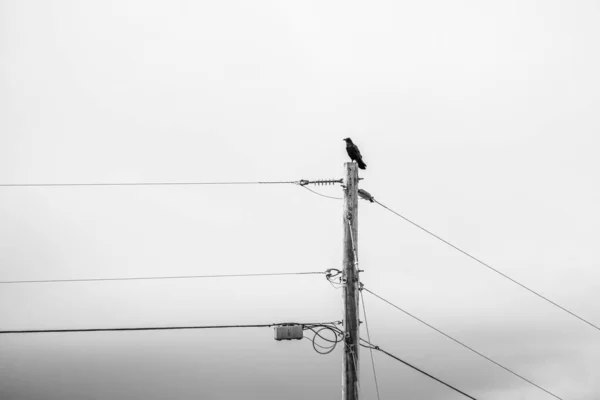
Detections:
[1, 0, 599, 399]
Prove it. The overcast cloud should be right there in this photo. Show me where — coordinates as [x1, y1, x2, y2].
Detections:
[1, 1, 599, 399]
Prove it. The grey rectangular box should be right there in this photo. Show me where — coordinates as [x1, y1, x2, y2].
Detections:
[274, 325, 303, 340]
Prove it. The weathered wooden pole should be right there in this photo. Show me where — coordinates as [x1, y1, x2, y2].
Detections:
[342, 162, 360, 400]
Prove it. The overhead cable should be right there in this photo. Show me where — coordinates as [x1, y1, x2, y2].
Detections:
[0, 181, 300, 187]
[304, 324, 344, 355]
[360, 289, 381, 400]
[0, 321, 341, 335]
[360, 339, 477, 400]
[0, 271, 326, 285]
[0, 178, 343, 188]
[374, 199, 600, 333]
[301, 185, 343, 200]
[363, 287, 563, 400]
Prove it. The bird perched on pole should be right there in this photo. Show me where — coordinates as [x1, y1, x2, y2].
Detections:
[343, 138, 367, 170]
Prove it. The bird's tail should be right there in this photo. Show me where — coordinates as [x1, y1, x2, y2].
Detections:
[357, 160, 367, 170]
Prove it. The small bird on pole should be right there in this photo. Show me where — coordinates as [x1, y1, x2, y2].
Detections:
[343, 138, 367, 170]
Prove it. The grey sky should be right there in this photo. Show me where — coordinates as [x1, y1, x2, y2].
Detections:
[1, 0, 599, 399]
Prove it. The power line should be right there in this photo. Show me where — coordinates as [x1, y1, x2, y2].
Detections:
[0, 180, 300, 188]
[0, 321, 341, 335]
[0, 271, 326, 285]
[363, 287, 563, 400]
[304, 325, 344, 355]
[360, 339, 477, 400]
[360, 289, 381, 400]
[0, 324, 274, 334]
[301, 185, 343, 200]
[374, 199, 600, 333]
[0, 178, 345, 189]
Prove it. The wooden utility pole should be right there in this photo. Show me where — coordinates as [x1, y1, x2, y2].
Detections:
[342, 162, 360, 400]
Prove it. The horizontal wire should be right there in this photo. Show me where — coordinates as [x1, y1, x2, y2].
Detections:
[0, 321, 340, 335]
[0, 181, 299, 187]
[363, 287, 563, 400]
[360, 339, 477, 400]
[0, 271, 326, 285]
[374, 199, 600, 333]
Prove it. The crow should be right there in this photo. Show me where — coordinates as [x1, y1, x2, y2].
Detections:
[343, 138, 367, 170]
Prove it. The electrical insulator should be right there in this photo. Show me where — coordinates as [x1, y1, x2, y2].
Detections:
[274, 325, 303, 341]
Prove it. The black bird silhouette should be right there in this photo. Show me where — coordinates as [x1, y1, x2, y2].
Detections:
[343, 138, 367, 170]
